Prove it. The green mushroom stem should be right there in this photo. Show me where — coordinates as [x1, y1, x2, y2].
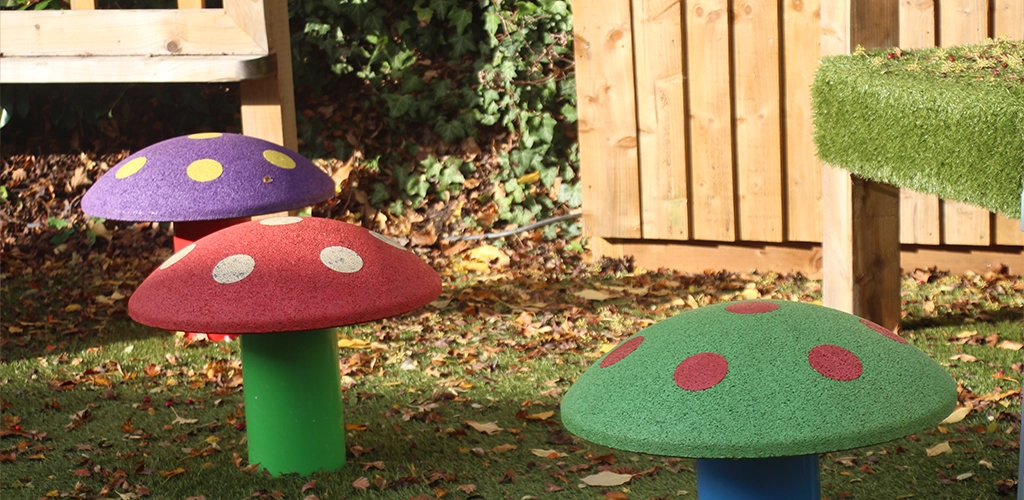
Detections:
[240, 328, 345, 475]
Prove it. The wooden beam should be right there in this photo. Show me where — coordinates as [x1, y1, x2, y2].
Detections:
[820, 0, 901, 330]
[240, 0, 298, 151]
[0, 55, 273, 84]
[0, 10, 266, 57]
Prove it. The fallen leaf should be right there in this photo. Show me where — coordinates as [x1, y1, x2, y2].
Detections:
[489, 443, 518, 453]
[580, 471, 633, 487]
[941, 405, 973, 424]
[352, 477, 370, 491]
[301, 480, 316, 493]
[949, 353, 978, 362]
[603, 491, 628, 500]
[955, 472, 974, 481]
[996, 340, 1023, 351]
[531, 448, 567, 458]
[465, 420, 502, 435]
[925, 441, 952, 457]
[157, 467, 187, 478]
[525, 411, 554, 420]
[574, 289, 617, 301]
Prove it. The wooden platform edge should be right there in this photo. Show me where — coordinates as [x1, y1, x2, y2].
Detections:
[0, 55, 275, 84]
[593, 237, 1023, 279]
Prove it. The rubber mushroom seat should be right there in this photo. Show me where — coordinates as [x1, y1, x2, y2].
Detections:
[560, 300, 957, 500]
[128, 216, 442, 475]
[82, 132, 335, 342]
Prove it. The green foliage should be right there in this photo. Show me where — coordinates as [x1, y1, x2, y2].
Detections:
[292, 0, 579, 231]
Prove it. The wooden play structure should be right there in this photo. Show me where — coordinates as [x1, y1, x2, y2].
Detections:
[574, 0, 1023, 328]
[0, 0, 297, 150]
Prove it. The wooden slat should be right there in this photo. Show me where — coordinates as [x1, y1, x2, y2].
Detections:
[240, 0, 298, 150]
[732, 0, 784, 242]
[573, 0, 642, 239]
[993, 0, 1024, 38]
[994, 215, 1024, 246]
[937, 0, 991, 246]
[0, 55, 274, 84]
[897, 0, 941, 245]
[178, 0, 206, 8]
[782, 0, 822, 243]
[0, 10, 265, 57]
[820, 0, 901, 330]
[225, 0, 269, 51]
[685, 0, 735, 241]
[633, 0, 689, 240]
[70, 0, 96, 9]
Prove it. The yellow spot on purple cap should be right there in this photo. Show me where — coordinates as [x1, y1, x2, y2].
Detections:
[115, 157, 147, 179]
[263, 150, 296, 169]
[187, 132, 223, 139]
[160, 243, 196, 270]
[212, 254, 256, 284]
[187, 159, 224, 182]
[259, 216, 303, 226]
[320, 246, 363, 273]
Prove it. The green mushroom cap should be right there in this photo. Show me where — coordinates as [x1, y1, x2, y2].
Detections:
[560, 300, 957, 459]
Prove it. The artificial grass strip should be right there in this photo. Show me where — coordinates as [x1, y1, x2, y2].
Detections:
[811, 39, 1024, 218]
[560, 301, 958, 459]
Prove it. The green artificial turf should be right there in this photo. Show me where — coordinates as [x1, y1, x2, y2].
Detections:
[812, 38, 1024, 218]
[1, 268, 1021, 499]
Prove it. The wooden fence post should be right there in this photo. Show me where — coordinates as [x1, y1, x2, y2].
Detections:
[820, 0, 902, 330]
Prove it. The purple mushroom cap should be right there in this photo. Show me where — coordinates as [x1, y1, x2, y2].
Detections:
[81, 133, 335, 222]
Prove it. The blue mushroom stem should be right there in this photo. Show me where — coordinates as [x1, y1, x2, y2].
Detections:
[696, 455, 820, 499]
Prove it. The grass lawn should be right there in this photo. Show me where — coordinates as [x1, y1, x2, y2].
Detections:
[1, 259, 1021, 500]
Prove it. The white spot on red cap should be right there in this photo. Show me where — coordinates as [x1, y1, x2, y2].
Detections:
[675, 352, 728, 391]
[213, 254, 256, 284]
[259, 216, 303, 226]
[371, 231, 405, 249]
[808, 344, 863, 381]
[160, 243, 196, 270]
[320, 246, 363, 273]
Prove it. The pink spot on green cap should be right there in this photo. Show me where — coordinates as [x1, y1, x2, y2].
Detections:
[600, 336, 644, 368]
[808, 344, 863, 381]
[724, 301, 780, 314]
[860, 318, 908, 344]
[674, 352, 728, 391]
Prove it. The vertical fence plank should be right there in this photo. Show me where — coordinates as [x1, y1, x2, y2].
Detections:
[634, 0, 690, 240]
[993, 0, 1024, 38]
[820, 0, 902, 330]
[782, 0, 822, 243]
[992, 0, 1024, 246]
[732, 0, 784, 242]
[686, 0, 736, 241]
[897, 0, 941, 245]
[574, 0, 643, 240]
[938, 0, 992, 246]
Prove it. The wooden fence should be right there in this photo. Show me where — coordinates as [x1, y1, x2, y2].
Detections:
[575, 0, 1023, 274]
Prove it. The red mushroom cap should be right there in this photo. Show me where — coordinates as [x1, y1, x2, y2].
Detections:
[128, 217, 441, 334]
